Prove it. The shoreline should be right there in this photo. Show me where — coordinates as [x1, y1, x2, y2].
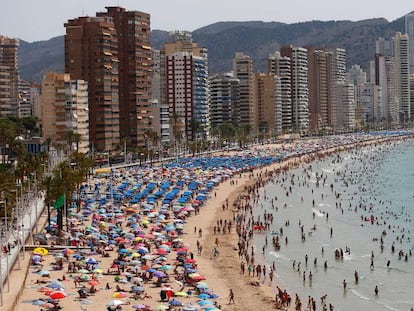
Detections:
[192, 133, 414, 311]
[4, 133, 414, 311]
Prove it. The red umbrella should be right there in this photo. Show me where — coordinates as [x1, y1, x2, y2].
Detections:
[49, 290, 67, 299]
[185, 258, 196, 263]
[157, 248, 168, 255]
[191, 275, 206, 281]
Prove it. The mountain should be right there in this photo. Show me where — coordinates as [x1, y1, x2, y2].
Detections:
[19, 36, 64, 83]
[18, 16, 406, 82]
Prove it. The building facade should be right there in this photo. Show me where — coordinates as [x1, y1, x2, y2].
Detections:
[40, 72, 89, 153]
[254, 73, 282, 136]
[233, 52, 256, 130]
[281, 46, 309, 132]
[268, 52, 292, 132]
[97, 7, 152, 148]
[208, 73, 240, 129]
[65, 15, 120, 151]
[161, 31, 209, 141]
[0, 35, 19, 117]
[393, 32, 410, 123]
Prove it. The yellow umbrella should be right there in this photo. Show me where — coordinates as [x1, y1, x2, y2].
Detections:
[174, 291, 188, 297]
[131, 253, 141, 258]
[33, 247, 48, 256]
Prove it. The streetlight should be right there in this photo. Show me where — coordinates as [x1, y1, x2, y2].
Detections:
[0, 199, 10, 294]
[139, 153, 144, 167]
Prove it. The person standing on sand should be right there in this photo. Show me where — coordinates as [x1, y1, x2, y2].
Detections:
[228, 289, 235, 304]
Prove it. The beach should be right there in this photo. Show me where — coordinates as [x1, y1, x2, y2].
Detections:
[3, 132, 414, 311]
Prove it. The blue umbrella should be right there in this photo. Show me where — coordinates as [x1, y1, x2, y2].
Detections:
[85, 257, 98, 265]
[46, 282, 64, 289]
[153, 271, 166, 278]
[197, 293, 210, 299]
[131, 286, 145, 293]
[32, 299, 46, 306]
[169, 299, 182, 306]
[197, 299, 213, 306]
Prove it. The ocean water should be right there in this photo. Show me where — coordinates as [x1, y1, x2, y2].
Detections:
[253, 139, 414, 311]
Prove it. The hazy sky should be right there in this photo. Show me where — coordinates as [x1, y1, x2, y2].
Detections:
[1, 0, 414, 42]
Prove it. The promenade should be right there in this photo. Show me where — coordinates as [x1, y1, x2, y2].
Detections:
[0, 194, 45, 310]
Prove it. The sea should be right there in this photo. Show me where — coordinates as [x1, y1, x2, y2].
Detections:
[253, 138, 414, 311]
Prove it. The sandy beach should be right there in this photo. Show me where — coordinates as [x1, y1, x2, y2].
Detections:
[3, 132, 413, 311]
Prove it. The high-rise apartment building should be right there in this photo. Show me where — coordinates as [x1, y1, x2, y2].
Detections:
[0, 35, 19, 117]
[255, 73, 282, 136]
[268, 52, 292, 132]
[208, 73, 240, 129]
[233, 52, 256, 130]
[307, 47, 347, 131]
[281, 46, 309, 132]
[393, 32, 410, 123]
[375, 54, 399, 124]
[161, 31, 209, 141]
[405, 13, 414, 74]
[65, 15, 120, 151]
[97, 7, 152, 148]
[18, 80, 33, 118]
[40, 72, 89, 153]
[336, 82, 355, 129]
[150, 49, 169, 145]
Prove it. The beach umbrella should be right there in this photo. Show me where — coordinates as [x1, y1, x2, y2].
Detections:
[156, 248, 168, 255]
[196, 283, 208, 289]
[32, 299, 47, 306]
[197, 299, 213, 306]
[33, 247, 48, 256]
[80, 274, 90, 281]
[106, 299, 125, 307]
[85, 257, 98, 265]
[38, 270, 50, 276]
[153, 271, 166, 278]
[88, 280, 99, 286]
[137, 247, 149, 254]
[131, 286, 145, 293]
[154, 304, 169, 311]
[159, 265, 173, 271]
[174, 291, 188, 297]
[79, 299, 93, 305]
[132, 304, 148, 310]
[46, 281, 65, 290]
[191, 275, 206, 281]
[113, 292, 128, 298]
[49, 290, 67, 299]
[169, 299, 183, 307]
[197, 293, 210, 299]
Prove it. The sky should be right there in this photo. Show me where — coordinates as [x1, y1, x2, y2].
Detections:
[1, 0, 414, 42]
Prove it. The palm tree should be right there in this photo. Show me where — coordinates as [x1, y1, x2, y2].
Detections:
[0, 118, 19, 164]
[169, 112, 184, 156]
[41, 175, 54, 227]
[190, 118, 201, 141]
[66, 131, 75, 152]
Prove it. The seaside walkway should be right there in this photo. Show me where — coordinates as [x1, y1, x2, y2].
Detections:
[0, 194, 45, 310]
